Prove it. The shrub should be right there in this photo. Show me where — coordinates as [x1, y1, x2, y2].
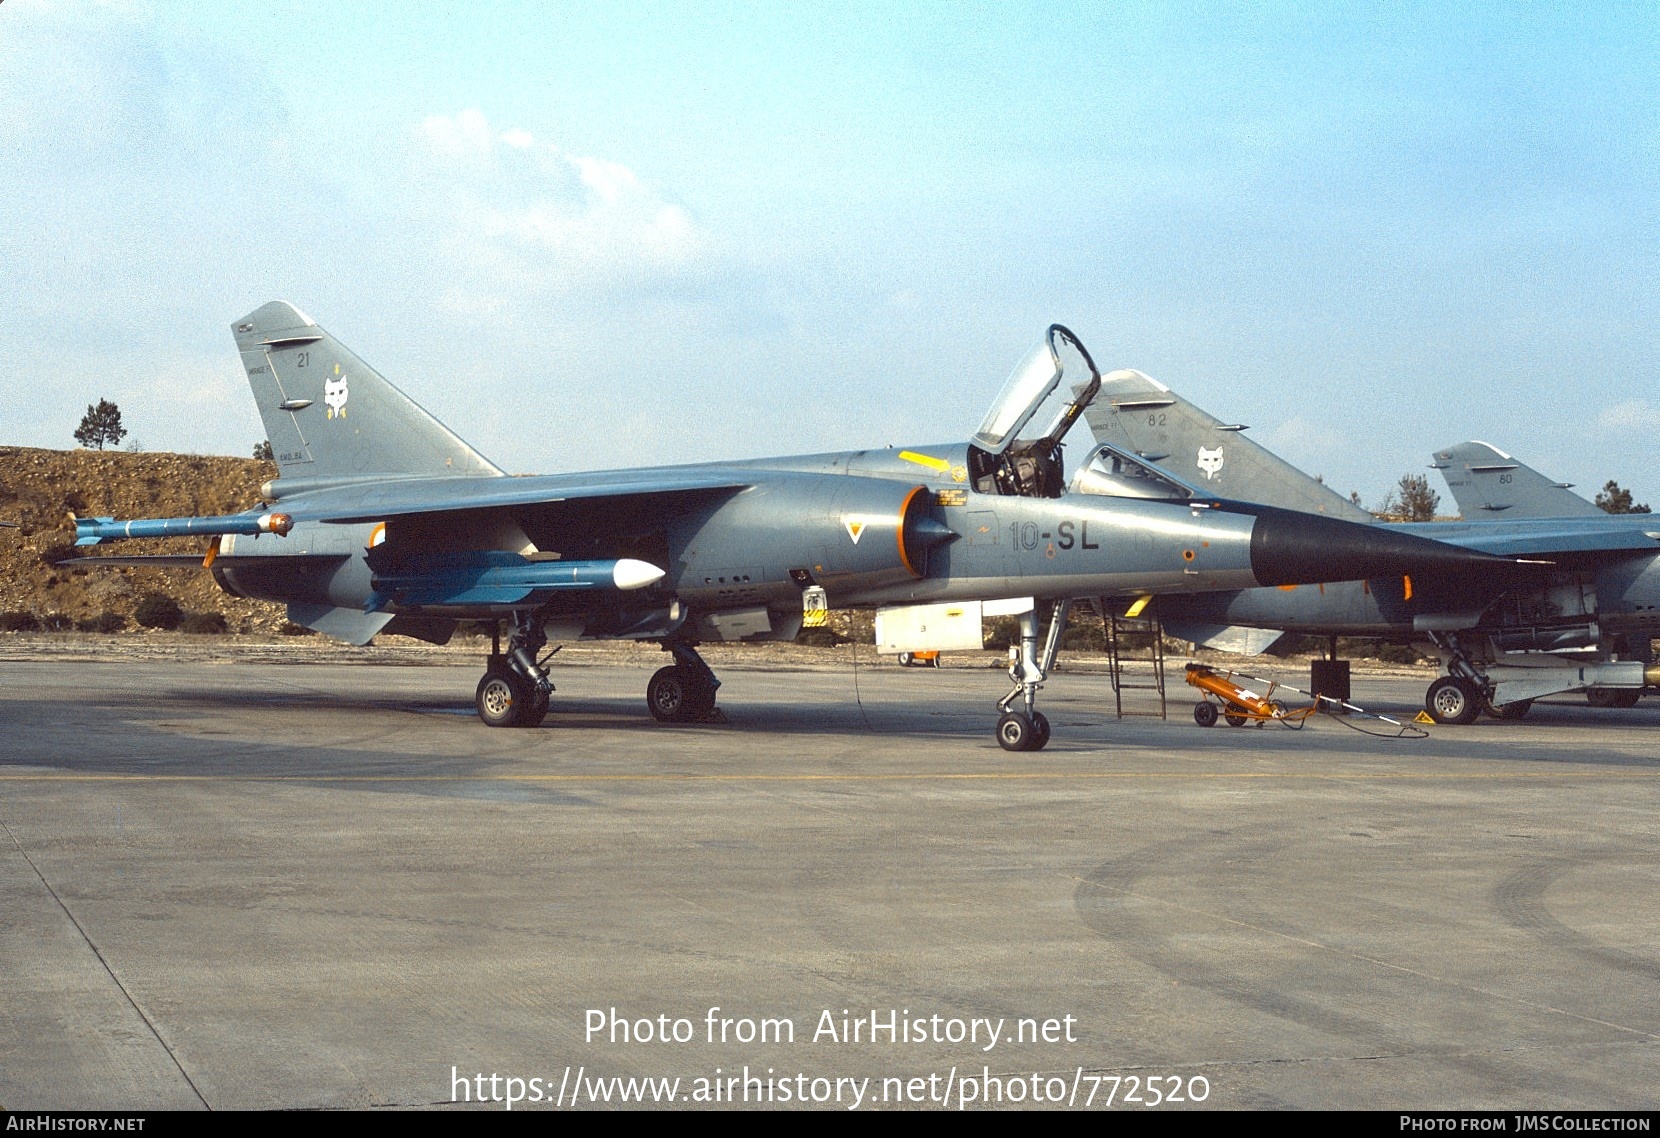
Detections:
[38, 542, 77, 568]
[1374, 642, 1422, 665]
[134, 593, 184, 630]
[39, 612, 76, 632]
[795, 625, 847, 648]
[76, 611, 128, 633]
[0, 611, 42, 632]
[278, 621, 317, 637]
[181, 611, 228, 634]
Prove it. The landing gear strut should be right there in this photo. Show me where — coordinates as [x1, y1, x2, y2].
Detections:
[994, 599, 1069, 751]
[1423, 631, 1491, 725]
[647, 639, 723, 723]
[475, 613, 554, 728]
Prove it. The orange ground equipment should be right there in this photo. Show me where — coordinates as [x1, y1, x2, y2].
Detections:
[1183, 663, 1319, 729]
[897, 651, 941, 668]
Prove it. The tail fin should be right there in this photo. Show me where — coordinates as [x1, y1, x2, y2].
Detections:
[233, 301, 503, 492]
[1430, 441, 1603, 519]
[1083, 370, 1375, 521]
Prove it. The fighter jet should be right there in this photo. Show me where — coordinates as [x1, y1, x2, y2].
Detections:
[71, 302, 1523, 749]
[1082, 372, 1660, 723]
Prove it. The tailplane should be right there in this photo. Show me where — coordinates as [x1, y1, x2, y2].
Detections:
[234, 301, 503, 492]
[1430, 441, 1603, 519]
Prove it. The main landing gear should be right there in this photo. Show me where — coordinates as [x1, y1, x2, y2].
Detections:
[646, 639, 724, 723]
[471, 620, 727, 728]
[994, 599, 1069, 752]
[475, 613, 555, 728]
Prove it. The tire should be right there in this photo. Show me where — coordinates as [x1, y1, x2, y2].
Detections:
[521, 686, 550, 727]
[1426, 676, 1481, 725]
[1030, 712, 1051, 750]
[1494, 699, 1532, 720]
[996, 712, 1036, 752]
[1194, 702, 1218, 728]
[1590, 689, 1641, 709]
[897, 652, 914, 667]
[1224, 710, 1248, 727]
[647, 665, 716, 723]
[476, 669, 530, 728]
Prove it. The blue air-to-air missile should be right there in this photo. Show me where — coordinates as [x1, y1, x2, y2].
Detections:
[1083, 371, 1660, 725]
[70, 302, 1532, 749]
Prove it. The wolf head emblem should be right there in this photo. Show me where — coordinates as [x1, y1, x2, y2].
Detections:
[1196, 446, 1224, 480]
[324, 365, 348, 419]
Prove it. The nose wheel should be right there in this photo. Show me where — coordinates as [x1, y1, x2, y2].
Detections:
[993, 600, 1069, 751]
[996, 710, 1051, 752]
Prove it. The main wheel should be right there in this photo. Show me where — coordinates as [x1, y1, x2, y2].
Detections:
[1589, 688, 1642, 709]
[1030, 711, 1051, 750]
[1425, 676, 1481, 725]
[1194, 702, 1219, 727]
[521, 686, 551, 727]
[476, 669, 531, 728]
[647, 665, 716, 722]
[996, 711, 1036, 752]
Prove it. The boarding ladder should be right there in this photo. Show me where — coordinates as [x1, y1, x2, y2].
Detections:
[1102, 599, 1167, 719]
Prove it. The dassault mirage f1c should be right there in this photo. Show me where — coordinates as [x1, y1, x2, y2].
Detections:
[72, 302, 1524, 749]
[1084, 373, 1659, 723]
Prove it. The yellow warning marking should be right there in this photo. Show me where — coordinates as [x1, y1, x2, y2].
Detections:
[845, 520, 866, 543]
[898, 450, 950, 472]
[1404, 574, 1413, 601]
[1124, 594, 1153, 618]
[950, 466, 968, 483]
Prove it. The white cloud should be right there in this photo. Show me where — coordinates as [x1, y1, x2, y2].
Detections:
[1597, 398, 1660, 432]
[419, 107, 495, 158]
[412, 109, 707, 303]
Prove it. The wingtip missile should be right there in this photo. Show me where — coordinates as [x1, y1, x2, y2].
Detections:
[73, 511, 293, 546]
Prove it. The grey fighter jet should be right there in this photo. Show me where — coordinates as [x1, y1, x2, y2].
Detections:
[1082, 373, 1660, 723]
[72, 303, 1522, 749]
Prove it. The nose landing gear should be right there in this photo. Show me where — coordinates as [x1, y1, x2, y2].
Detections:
[994, 600, 1069, 751]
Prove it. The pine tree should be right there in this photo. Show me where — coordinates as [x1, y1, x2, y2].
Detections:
[74, 399, 127, 451]
[1594, 480, 1651, 514]
[1384, 473, 1439, 521]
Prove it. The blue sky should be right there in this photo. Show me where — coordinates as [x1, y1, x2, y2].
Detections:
[2, 1, 1653, 508]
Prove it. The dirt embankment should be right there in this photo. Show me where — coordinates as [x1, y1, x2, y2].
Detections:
[0, 446, 286, 633]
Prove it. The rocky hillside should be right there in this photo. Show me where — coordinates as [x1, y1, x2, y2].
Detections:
[0, 446, 286, 633]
